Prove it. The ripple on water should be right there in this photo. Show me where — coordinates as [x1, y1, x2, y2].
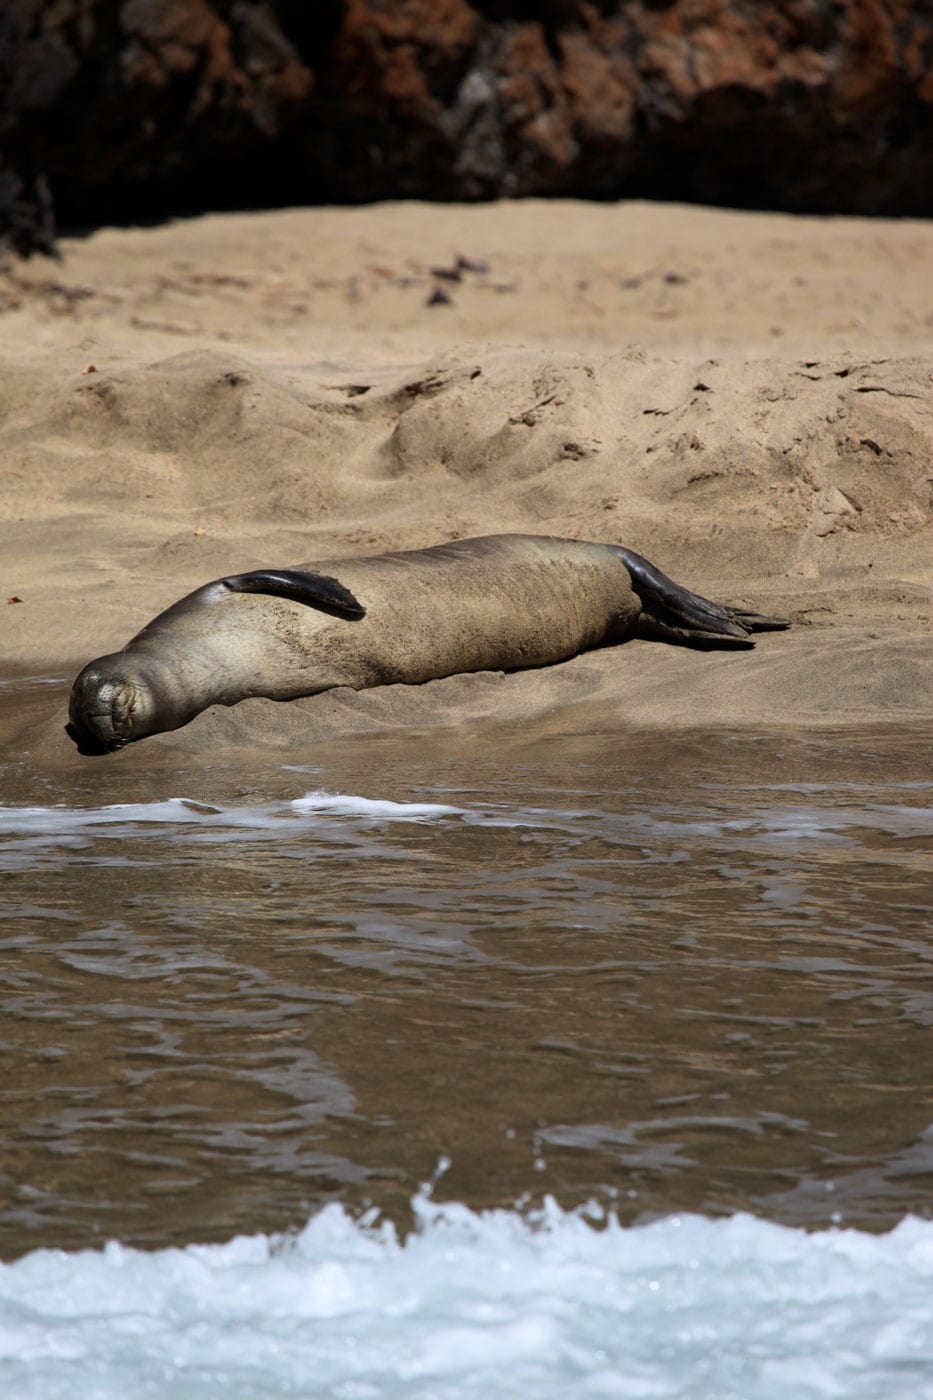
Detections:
[0, 731, 931, 1255]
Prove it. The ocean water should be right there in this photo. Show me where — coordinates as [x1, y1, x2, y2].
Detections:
[1, 716, 931, 1394]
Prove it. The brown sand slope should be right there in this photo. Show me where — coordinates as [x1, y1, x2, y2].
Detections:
[0, 201, 930, 763]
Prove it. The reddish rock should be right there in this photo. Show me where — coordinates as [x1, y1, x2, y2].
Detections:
[1, 1, 931, 254]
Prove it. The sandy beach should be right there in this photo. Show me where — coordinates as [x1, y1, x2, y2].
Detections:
[1, 199, 930, 767]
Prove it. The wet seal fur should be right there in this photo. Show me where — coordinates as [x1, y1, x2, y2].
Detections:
[67, 535, 789, 754]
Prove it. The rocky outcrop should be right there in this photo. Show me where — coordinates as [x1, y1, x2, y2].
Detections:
[3, 1, 932, 254]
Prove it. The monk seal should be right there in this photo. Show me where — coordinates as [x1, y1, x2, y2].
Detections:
[66, 535, 788, 754]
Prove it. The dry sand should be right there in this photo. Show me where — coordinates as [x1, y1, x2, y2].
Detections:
[0, 200, 930, 768]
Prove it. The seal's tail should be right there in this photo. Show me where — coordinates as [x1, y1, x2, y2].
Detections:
[612, 546, 790, 649]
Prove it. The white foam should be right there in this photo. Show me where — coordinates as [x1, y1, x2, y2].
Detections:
[0, 791, 489, 840]
[1, 1200, 932, 1399]
[291, 790, 469, 821]
[0, 788, 928, 876]
[0, 791, 524, 870]
[0, 797, 252, 836]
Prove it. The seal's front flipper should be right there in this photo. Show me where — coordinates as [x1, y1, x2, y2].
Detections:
[612, 546, 789, 649]
[223, 570, 366, 619]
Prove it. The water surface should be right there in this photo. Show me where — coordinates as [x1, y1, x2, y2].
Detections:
[1, 690, 931, 1259]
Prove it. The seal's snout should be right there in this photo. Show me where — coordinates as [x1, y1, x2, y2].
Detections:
[65, 720, 125, 756]
[67, 659, 146, 755]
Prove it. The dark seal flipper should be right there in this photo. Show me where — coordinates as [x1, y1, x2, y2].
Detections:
[223, 570, 366, 619]
[612, 546, 790, 649]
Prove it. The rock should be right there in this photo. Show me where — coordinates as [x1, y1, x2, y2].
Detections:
[2, 1, 931, 254]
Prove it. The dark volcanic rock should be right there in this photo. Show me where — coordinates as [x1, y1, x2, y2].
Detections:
[2, 1, 932, 253]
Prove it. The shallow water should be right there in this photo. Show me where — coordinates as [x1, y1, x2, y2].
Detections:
[1, 687, 931, 1264]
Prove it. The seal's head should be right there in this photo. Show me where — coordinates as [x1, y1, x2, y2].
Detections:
[67, 657, 159, 755]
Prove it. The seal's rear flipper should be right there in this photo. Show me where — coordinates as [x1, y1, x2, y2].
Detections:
[612, 546, 789, 649]
[720, 607, 790, 632]
[223, 570, 366, 620]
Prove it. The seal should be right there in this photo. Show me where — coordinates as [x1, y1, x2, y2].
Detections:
[66, 534, 788, 754]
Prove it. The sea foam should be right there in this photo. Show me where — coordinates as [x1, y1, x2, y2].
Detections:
[1, 1198, 932, 1400]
